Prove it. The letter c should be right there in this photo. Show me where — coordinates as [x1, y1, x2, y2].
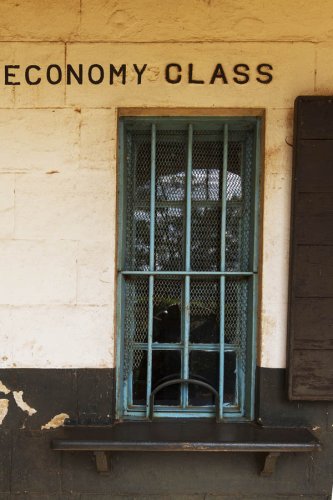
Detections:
[165, 63, 182, 84]
[25, 65, 41, 85]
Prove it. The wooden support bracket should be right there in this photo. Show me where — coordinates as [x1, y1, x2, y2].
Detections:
[261, 452, 281, 477]
[93, 451, 110, 475]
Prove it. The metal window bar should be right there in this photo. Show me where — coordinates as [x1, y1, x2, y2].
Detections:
[248, 120, 261, 419]
[182, 124, 193, 408]
[146, 124, 157, 416]
[119, 117, 259, 420]
[219, 124, 228, 419]
[235, 137, 246, 414]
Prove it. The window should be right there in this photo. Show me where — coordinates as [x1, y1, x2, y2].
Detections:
[116, 115, 261, 420]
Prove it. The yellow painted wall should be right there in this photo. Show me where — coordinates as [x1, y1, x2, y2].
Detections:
[0, 0, 332, 369]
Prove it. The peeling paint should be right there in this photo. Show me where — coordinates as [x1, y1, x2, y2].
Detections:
[0, 380, 10, 395]
[13, 391, 37, 416]
[41, 413, 69, 430]
[0, 399, 9, 424]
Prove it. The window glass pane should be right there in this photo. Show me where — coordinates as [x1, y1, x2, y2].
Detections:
[191, 131, 223, 271]
[132, 350, 147, 405]
[191, 206, 221, 271]
[128, 131, 151, 203]
[225, 135, 253, 271]
[130, 208, 150, 271]
[152, 350, 181, 406]
[153, 279, 182, 343]
[224, 351, 237, 405]
[154, 129, 186, 272]
[225, 278, 248, 347]
[124, 130, 151, 271]
[189, 351, 219, 406]
[190, 279, 219, 343]
[124, 278, 149, 345]
[225, 279, 248, 399]
[188, 351, 238, 407]
[192, 131, 223, 201]
[156, 130, 186, 202]
[155, 206, 184, 271]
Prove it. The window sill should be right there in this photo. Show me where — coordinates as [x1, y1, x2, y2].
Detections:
[51, 420, 321, 476]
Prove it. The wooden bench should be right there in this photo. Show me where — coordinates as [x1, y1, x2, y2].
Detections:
[51, 420, 321, 476]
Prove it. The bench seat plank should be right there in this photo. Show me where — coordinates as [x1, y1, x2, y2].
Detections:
[52, 421, 320, 453]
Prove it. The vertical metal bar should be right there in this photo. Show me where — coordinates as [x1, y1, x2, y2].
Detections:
[146, 123, 156, 416]
[249, 274, 258, 420]
[248, 119, 261, 419]
[131, 137, 139, 270]
[116, 120, 125, 418]
[182, 124, 193, 408]
[220, 124, 228, 272]
[127, 353, 133, 406]
[185, 124, 193, 270]
[252, 120, 261, 273]
[237, 140, 246, 417]
[117, 120, 125, 273]
[183, 277, 190, 409]
[219, 124, 228, 420]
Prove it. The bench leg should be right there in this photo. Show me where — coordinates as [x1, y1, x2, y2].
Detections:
[261, 452, 280, 477]
[93, 451, 110, 475]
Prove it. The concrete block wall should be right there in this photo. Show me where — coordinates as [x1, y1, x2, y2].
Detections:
[0, 36, 321, 370]
[1, 0, 333, 373]
[0, 104, 117, 367]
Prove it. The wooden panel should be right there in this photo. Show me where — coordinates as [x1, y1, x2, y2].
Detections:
[294, 246, 333, 297]
[295, 193, 333, 245]
[291, 350, 333, 399]
[292, 298, 333, 349]
[297, 96, 333, 140]
[51, 421, 320, 453]
[288, 96, 333, 400]
[297, 141, 333, 192]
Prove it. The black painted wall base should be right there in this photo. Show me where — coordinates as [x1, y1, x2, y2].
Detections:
[0, 368, 114, 430]
[0, 367, 332, 498]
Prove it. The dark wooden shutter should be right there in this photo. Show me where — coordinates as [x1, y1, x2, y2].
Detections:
[288, 96, 333, 400]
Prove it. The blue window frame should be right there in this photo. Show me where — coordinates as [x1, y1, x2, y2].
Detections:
[116, 116, 261, 421]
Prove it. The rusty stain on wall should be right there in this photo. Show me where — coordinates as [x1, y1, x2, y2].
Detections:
[41, 412, 69, 430]
[13, 390, 37, 416]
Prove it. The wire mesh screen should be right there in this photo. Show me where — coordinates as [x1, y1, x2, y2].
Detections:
[154, 130, 187, 271]
[156, 130, 187, 202]
[124, 127, 254, 273]
[153, 279, 182, 343]
[190, 279, 220, 343]
[124, 131, 151, 271]
[192, 132, 223, 201]
[123, 278, 149, 376]
[191, 206, 221, 271]
[225, 278, 249, 370]
[123, 277, 183, 375]
[155, 207, 184, 271]
[226, 133, 253, 271]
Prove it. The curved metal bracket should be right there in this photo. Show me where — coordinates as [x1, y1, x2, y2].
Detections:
[149, 377, 221, 422]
